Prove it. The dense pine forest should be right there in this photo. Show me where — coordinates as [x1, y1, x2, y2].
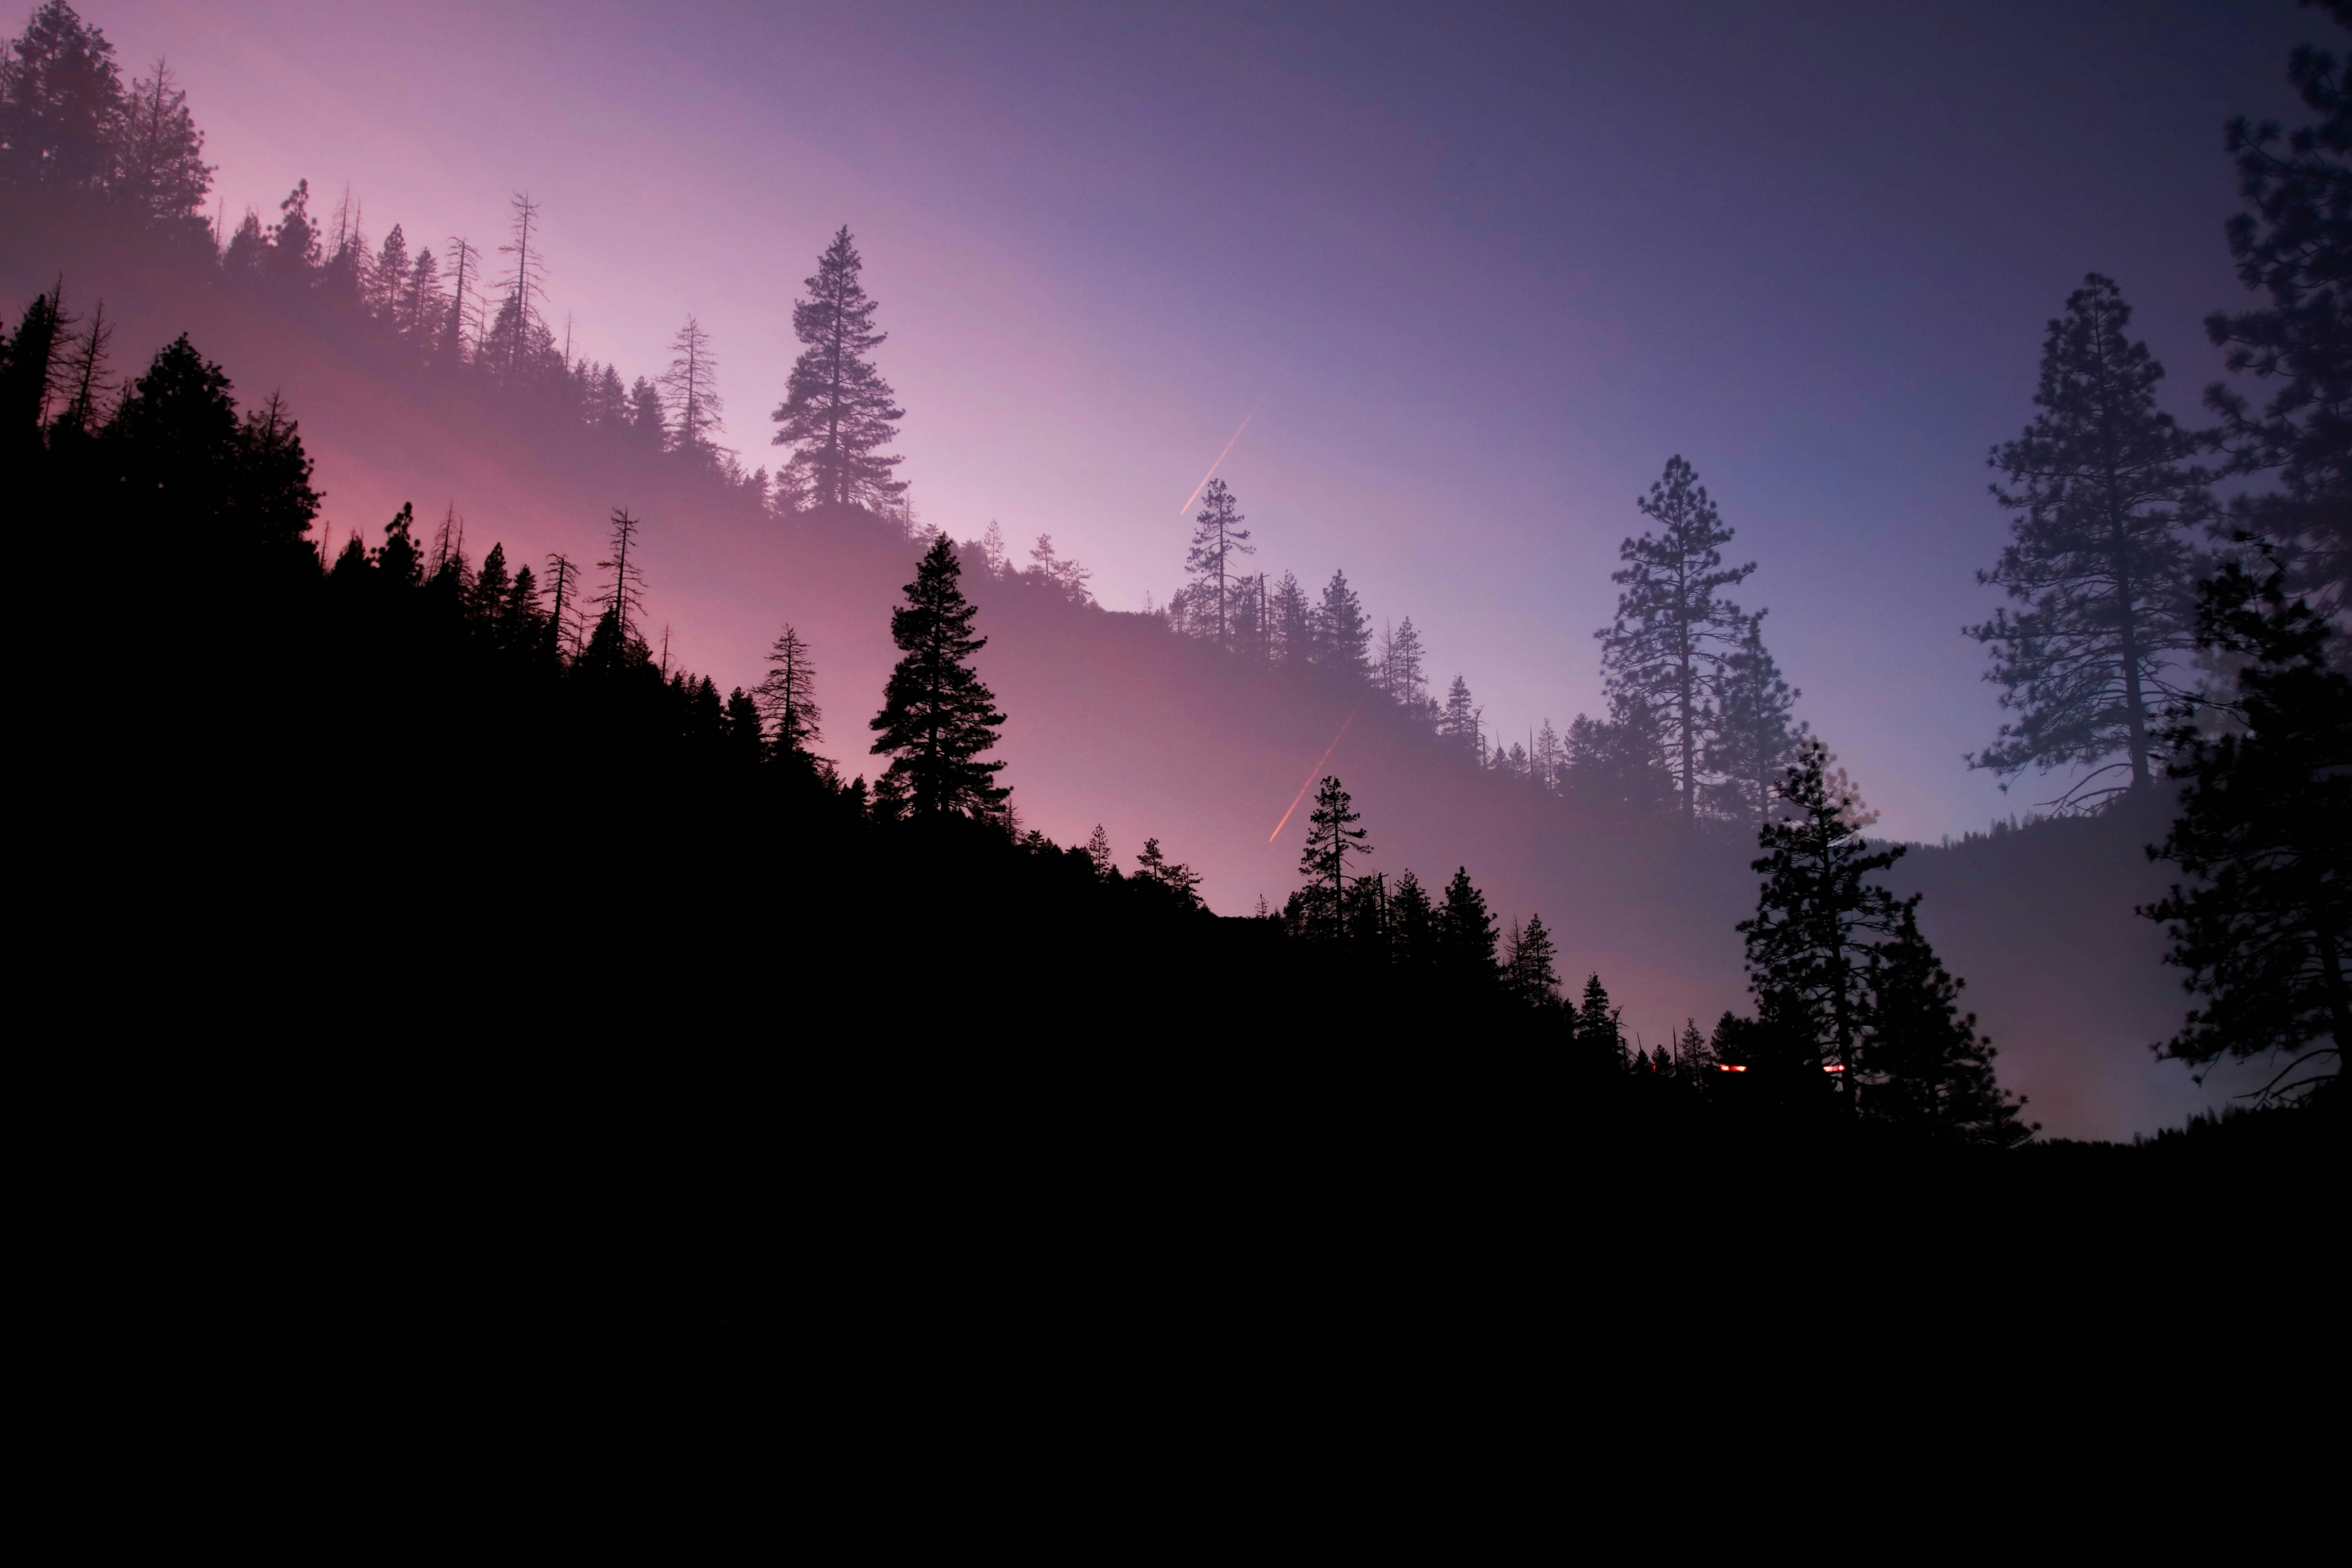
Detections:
[4, 1, 2341, 1152]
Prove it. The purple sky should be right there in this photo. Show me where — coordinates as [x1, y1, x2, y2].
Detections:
[97, 0, 2316, 840]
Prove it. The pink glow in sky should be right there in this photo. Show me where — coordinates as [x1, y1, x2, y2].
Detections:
[86, 0, 2316, 842]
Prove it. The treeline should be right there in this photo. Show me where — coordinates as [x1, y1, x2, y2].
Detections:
[0, 3, 916, 536]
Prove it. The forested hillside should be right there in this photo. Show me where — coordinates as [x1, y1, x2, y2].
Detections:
[7, 0, 2340, 1141]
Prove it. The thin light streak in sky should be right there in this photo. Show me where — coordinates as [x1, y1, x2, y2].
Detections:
[1267, 701, 1365, 842]
[1177, 392, 1268, 517]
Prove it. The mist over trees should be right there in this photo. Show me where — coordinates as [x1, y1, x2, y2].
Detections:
[6, 0, 2343, 1129]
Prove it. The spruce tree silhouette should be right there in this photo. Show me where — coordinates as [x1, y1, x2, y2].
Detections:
[772, 225, 906, 511]
[1437, 867, 1499, 987]
[1185, 478, 1253, 648]
[1297, 775, 1370, 939]
[755, 624, 822, 763]
[2144, 553, 2351, 1103]
[1968, 274, 2207, 805]
[1506, 913, 1560, 1006]
[1738, 739, 1907, 1110]
[870, 534, 1008, 817]
[0, 2, 122, 191]
[1599, 455, 1755, 825]
[1316, 570, 1373, 681]
[1862, 906, 2036, 1146]
[1706, 613, 1805, 829]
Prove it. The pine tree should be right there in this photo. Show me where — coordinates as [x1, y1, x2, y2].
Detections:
[0, 1, 121, 190]
[1969, 274, 2207, 805]
[1437, 867, 1499, 986]
[1439, 675, 1479, 758]
[1738, 739, 1908, 1107]
[1085, 823, 1114, 875]
[0, 290, 65, 440]
[1506, 912, 1560, 1005]
[1028, 533, 1093, 603]
[593, 507, 647, 651]
[1137, 837, 1205, 904]
[756, 624, 822, 758]
[109, 58, 211, 229]
[2205, 2, 2352, 615]
[489, 192, 548, 381]
[1598, 455, 1755, 824]
[1270, 571, 1315, 666]
[1706, 612, 1805, 827]
[1565, 692, 1673, 814]
[265, 180, 319, 289]
[544, 552, 584, 657]
[627, 376, 666, 451]
[438, 235, 479, 366]
[1861, 906, 2035, 1145]
[772, 225, 905, 510]
[1381, 616, 1428, 708]
[466, 541, 511, 626]
[870, 534, 1008, 817]
[1533, 718, 1563, 791]
[660, 314, 723, 463]
[1183, 478, 1254, 646]
[1296, 775, 1370, 939]
[369, 225, 410, 321]
[1390, 870, 1437, 969]
[1575, 974, 1624, 1069]
[2143, 554, 2351, 1100]
[1316, 569, 1373, 680]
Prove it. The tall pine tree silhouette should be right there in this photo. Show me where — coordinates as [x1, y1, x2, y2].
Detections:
[870, 535, 1008, 817]
[1297, 775, 1370, 939]
[1969, 274, 2206, 804]
[1599, 455, 1754, 825]
[1738, 739, 1907, 1108]
[1184, 478, 1253, 647]
[772, 226, 905, 511]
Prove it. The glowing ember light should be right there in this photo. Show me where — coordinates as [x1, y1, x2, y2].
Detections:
[1267, 702, 1366, 842]
[1177, 393, 1269, 517]
[1717, 1063, 1748, 1073]
[1823, 1063, 1846, 1073]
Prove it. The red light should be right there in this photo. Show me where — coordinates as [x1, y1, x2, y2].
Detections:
[1717, 1063, 1747, 1073]
[1822, 1063, 1845, 1073]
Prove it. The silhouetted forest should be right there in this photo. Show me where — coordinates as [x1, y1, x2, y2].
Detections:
[5, 0, 2341, 1149]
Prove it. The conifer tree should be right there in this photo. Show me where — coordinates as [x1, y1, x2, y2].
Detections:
[2144, 555, 2350, 1100]
[1575, 975, 1622, 1064]
[370, 225, 409, 321]
[1969, 274, 2206, 803]
[870, 534, 1008, 817]
[1297, 775, 1370, 939]
[1085, 823, 1114, 876]
[1439, 675, 1479, 758]
[1738, 739, 1907, 1105]
[0, 1, 120, 190]
[773, 225, 905, 510]
[1271, 571, 1315, 666]
[1861, 906, 2035, 1145]
[110, 58, 211, 229]
[490, 192, 548, 381]
[1184, 478, 1254, 646]
[1706, 613, 1805, 827]
[2206, 1, 2352, 615]
[756, 624, 822, 758]
[1380, 617, 1428, 707]
[593, 507, 647, 651]
[1437, 867, 1500, 985]
[1389, 870, 1437, 969]
[627, 376, 666, 450]
[1598, 455, 1755, 825]
[1506, 913, 1560, 1005]
[265, 180, 319, 288]
[544, 552, 583, 658]
[1137, 837, 1205, 904]
[0, 290, 64, 440]
[660, 314, 723, 463]
[1316, 569, 1373, 680]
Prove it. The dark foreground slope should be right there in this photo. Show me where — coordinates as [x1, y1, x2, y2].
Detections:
[0, 228, 2240, 1139]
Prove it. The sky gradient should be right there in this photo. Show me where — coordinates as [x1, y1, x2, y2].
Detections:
[93, 0, 2320, 840]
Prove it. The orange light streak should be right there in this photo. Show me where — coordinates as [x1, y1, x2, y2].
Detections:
[1177, 393, 1269, 517]
[1267, 702, 1365, 843]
